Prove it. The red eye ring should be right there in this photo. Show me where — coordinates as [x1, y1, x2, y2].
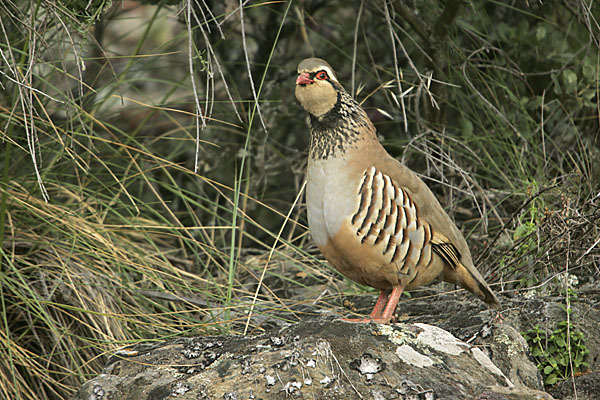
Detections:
[316, 71, 328, 80]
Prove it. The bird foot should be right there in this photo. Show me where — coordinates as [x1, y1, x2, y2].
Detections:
[339, 287, 401, 324]
[340, 317, 391, 324]
[491, 311, 504, 324]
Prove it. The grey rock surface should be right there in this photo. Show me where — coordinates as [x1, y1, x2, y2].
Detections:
[73, 289, 600, 400]
[73, 317, 553, 400]
[549, 371, 600, 400]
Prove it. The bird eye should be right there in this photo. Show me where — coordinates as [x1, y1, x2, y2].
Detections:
[316, 71, 328, 80]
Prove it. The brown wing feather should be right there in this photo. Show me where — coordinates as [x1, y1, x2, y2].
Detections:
[431, 232, 461, 269]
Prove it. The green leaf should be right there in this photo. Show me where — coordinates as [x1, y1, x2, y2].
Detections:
[558, 355, 568, 366]
[536, 25, 547, 41]
[552, 73, 563, 95]
[554, 335, 566, 347]
[514, 222, 535, 239]
[543, 365, 554, 375]
[583, 57, 597, 80]
[562, 69, 578, 92]
[525, 96, 544, 110]
[459, 118, 474, 138]
[545, 374, 559, 385]
[531, 347, 543, 357]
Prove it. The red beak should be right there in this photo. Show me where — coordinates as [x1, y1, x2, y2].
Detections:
[296, 72, 314, 85]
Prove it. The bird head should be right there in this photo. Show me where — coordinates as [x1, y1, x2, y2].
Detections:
[295, 58, 340, 118]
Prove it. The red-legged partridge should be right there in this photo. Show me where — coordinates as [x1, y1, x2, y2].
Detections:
[295, 58, 501, 323]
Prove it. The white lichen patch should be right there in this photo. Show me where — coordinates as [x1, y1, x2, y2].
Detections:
[414, 323, 469, 355]
[264, 374, 276, 387]
[395, 345, 434, 368]
[494, 329, 527, 358]
[471, 348, 513, 387]
[320, 376, 332, 386]
[171, 382, 190, 395]
[376, 323, 411, 346]
[350, 353, 384, 381]
[282, 380, 302, 395]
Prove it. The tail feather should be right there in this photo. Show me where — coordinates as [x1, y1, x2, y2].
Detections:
[432, 231, 501, 309]
[444, 262, 501, 309]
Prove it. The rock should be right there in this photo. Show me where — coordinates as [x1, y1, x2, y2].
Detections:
[548, 371, 600, 400]
[74, 287, 600, 399]
[486, 324, 543, 390]
[73, 318, 554, 400]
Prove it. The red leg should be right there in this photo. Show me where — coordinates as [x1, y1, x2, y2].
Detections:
[369, 289, 390, 319]
[342, 287, 402, 324]
[377, 286, 403, 323]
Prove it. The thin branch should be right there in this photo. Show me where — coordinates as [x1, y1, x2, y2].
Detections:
[239, 0, 267, 132]
[351, 1, 364, 96]
[186, 0, 207, 173]
[383, 0, 408, 132]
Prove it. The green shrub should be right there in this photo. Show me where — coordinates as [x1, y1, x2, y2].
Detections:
[523, 309, 589, 385]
